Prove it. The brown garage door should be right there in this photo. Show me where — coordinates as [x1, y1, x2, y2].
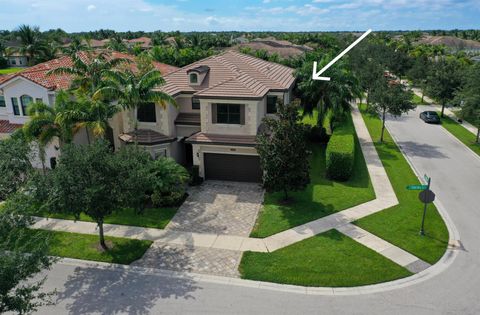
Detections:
[204, 153, 262, 182]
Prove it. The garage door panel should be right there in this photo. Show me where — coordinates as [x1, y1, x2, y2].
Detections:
[204, 153, 262, 182]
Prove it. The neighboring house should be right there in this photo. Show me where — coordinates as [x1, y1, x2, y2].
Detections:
[0, 51, 177, 168]
[234, 37, 313, 59]
[120, 51, 295, 182]
[124, 37, 152, 50]
[6, 53, 29, 67]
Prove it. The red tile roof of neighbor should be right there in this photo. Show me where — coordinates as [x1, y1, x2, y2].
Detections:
[0, 51, 178, 91]
[0, 120, 22, 134]
[159, 50, 295, 99]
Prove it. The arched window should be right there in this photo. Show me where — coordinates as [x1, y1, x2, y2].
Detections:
[20, 95, 33, 116]
[189, 73, 198, 84]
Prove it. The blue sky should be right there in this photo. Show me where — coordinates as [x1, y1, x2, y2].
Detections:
[0, 0, 479, 32]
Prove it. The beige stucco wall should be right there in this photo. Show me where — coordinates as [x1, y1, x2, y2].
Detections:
[200, 98, 261, 136]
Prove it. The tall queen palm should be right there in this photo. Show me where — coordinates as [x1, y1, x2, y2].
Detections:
[47, 51, 130, 96]
[93, 68, 176, 141]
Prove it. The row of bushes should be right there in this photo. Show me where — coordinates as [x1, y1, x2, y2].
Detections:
[325, 116, 356, 181]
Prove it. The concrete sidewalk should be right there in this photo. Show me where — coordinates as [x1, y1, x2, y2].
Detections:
[337, 223, 431, 273]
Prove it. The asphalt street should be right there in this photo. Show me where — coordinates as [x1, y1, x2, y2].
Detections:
[33, 106, 480, 315]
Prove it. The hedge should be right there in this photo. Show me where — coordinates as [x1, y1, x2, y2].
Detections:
[325, 117, 355, 181]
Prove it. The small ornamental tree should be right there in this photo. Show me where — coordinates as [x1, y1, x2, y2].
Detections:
[0, 131, 33, 200]
[456, 63, 480, 143]
[369, 79, 415, 143]
[45, 140, 122, 250]
[426, 59, 463, 117]
[256, 101, 311, 201]
[0, 195, 54, 314]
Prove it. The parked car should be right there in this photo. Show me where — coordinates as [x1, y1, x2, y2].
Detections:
[420, 111, 441, 124]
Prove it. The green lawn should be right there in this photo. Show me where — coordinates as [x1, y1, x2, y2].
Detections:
[0, 67, 23, 75]
[33, 206, 178, 229]
[354, 105, 449, 264]
[412, 93, 429, 105]
[20, 229, 152, 264]
[239, 229, 412, 287]
[438, 113, 480, 157]
[250, 115, 375, 238]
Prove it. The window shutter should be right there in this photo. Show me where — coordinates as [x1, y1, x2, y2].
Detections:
[240, 104, 245, 125]
[212, 104, 217, 123]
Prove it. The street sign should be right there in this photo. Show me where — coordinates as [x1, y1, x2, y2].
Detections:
[406, 185, 428, 190]
[419, 189, 435, 204]
[424, 174, 430, 182]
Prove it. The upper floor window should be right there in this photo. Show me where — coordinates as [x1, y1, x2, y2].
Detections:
[192, 98, 200, 110]
[215, 103, 242, 125]
[267, 96, 278, 114]
[0, 95, 5, 107]
[137, 102, 156, 123]
[20, 95, 33, 116]
[189, 73, 198, 84]
[11, 97, 20, 116]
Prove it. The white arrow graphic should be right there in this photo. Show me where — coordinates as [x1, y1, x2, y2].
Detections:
[312, 29, 372, 81]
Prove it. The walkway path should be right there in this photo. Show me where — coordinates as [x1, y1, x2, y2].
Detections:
[412, 88, 477, 135]
[337, 223, 431, 273]
[30, 104, 428, 277]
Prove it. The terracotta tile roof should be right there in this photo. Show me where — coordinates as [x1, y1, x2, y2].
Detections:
[174, 113, 201, 126]
[159, 51, 295, 99]
[125, 37, 152, 48]
[185, 132, 257, 147]
[0, 120, 22, 134]
[0, 51, 178, 91]
[118, 129, 175, 146]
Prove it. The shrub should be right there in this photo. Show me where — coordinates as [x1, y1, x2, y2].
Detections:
[150, 158, 189, 207]
[0, 57, 7, 69]
[325, 123, 355, 181]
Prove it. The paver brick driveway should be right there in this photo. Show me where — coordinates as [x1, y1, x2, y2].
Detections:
[166, 180, 264, 237]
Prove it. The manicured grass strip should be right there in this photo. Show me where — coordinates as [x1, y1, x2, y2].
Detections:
[354, 106, 449, 264]
[412, 93, 429, 105]
[438, 113, 480, 157]
[0, 67, 23, 75]
[23, 229, 152, 264]
[33, 206, 177, 229]
[240, 230, 412, 287]
[250, 130, 375, 237]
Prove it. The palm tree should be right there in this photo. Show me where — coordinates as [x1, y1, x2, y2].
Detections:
[297, 53, 362, 130]
[47, 51, 130, 95]
[23, 91, 78, 173]
[105, 36, 127, 52]
[93, 68, 176, 138]
[14, 24, 48, 66]
[62, 37, 90, 56]
[69, 94, 121, 144]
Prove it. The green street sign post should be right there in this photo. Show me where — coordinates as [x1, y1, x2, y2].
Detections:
[419, 175, 434, 236]
[406, 185, 428, 190]
[406, 174, 435, 236]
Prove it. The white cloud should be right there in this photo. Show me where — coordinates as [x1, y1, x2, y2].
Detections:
[86, 4, 96, 11]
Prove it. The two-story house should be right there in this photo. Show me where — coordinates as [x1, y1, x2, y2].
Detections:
[0, 51, 177, 168]
[118, 51, 295, 182]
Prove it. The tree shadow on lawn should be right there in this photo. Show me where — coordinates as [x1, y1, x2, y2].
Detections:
[57, 265, 201, 315]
